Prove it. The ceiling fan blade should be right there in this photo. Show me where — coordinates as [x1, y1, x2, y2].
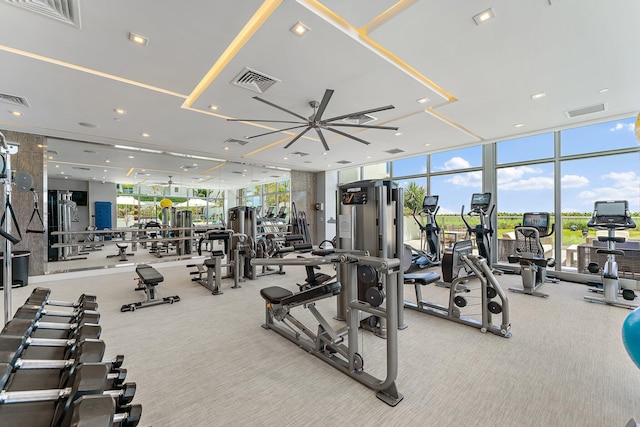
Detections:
[325, 127, 371, 145]
[325, 123, 399, 131]
[246, 125, 308, 140]
[315, 128, 330, 151]
[284, 126, 312, 149]
[313, 89, 334, 121]
[253, 96, 308, 121]
[323, 105, 396, 123]
[227, 119, 307, 124]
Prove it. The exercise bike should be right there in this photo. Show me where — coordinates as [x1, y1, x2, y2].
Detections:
[584, 200, 638, 309]
[507, 212, 558, 298]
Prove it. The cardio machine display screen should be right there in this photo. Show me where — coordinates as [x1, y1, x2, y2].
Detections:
[595, 200, 627, 223]
[522, 212, 549, 232]
[423, 195, 438, 210]
[470, 193, 491, 211]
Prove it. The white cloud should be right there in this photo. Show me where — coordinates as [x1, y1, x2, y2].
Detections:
[601, 171, 640, 185]
[500, 176, 554, 190]
[443, 157, 471, 171]
[444, 171, 482, 188]
[609, 122, 635, 133]
[576, 171, 640, 211]
[497, 166, 542, 185]
[561, 174, 589, 188]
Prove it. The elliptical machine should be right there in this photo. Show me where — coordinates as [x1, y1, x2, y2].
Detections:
[584, 200, 638, 309]
[407, 195, 441, 270]
[507, 212, 558, 298]
[461, 192, 495, 267]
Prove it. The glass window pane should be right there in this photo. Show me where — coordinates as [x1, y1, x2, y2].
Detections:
[430, 171, 483, 249]
[560, 152, 640, 272]
[496, 163, 555, 262]
[561, 116, 637, 156]
[362, 163, 390, 180]
[431, 146, 482, 172]
[339, 167, 360, 184]
[396, 178, 427, 245]
[392, 155, 426, 177]
[497, 133, 554, 164]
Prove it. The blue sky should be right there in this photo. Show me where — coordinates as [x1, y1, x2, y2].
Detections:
[395, 116, 640, 215]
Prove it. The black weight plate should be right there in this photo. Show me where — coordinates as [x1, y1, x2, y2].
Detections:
[487, 301, 502, 314]
[454, 295, 467, 307]
[357, 265, 377, 284]
[367, 315, 379, 328]
[365, 287, 385, 307]
[486, 287, 497, 299]
[623, 289, 637, 301]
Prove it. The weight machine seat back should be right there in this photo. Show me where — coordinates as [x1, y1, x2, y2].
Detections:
[136, 265, 163, 286]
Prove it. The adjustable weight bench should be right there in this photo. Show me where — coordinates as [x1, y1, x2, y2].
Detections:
[404, 271, 441, 286]
[121, 264, 180, 312]
[107, 243, 134, 262]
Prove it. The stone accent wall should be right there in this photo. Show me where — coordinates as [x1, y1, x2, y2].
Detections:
[0, 130, 46, 276]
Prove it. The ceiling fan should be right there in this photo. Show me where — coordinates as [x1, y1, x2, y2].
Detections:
[227, 89, 399, 151]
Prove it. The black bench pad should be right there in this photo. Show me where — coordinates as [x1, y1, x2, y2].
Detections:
[404, 271, 441, 285]
[136, 264, 164, 285]
[260, 286, 293, 304]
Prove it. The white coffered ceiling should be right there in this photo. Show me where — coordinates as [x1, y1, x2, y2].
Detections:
[0, 0, 638, 189]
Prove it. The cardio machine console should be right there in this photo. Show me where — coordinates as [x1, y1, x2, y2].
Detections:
[470, 192, 491, 212]
[341, 187, 368, 205]
[592, 200, 630, 226]
[522, 212, 550, 234]
[422, 195, 438, 212]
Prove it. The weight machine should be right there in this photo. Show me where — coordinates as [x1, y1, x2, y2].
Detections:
[337, 179, 405, 336]
[584, 200, 638, 309]
[253, 250, 404, 406]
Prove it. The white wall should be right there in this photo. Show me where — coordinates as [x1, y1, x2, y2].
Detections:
[316, 170, 338, 243]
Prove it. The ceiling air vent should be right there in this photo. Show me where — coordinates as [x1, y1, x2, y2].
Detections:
[270, 175, 280, 178]
[336, 160, 352, 164]
[291, 151, 309, 157]
[566, 103, 607, 118]
[224, 138, 249, 146]
[342, 113, 376, 125]
[385, 148, 405, 154]
[5, 0, 81, 28]
[231, 67, 280, 94]
[232, 171, 244, 175]
[72, 166, 90, 171]
[0, 93, 30, 108]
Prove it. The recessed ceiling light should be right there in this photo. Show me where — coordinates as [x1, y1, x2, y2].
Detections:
[128, 155, 134, 159]
[224, 146, 230, 150]
[424, 143, 430, 147]
[129, 32, 148, 46]
[283, 157, 288, 160]
[322, 152, 328, 156]
[60, 171, 64, 174]
[531, 92, 546, 100]
[514, 123, 524, 128]
[416, 97, 429, 104]
[114, 108, 126, 115]
[141, 133, 150, 138]
[55, 164, 59, 168]
[598, 88, 609, 93]
[103, 169, 107, 173]
[327, 164, 331, 167]
[208, 105, 219, 111]
[105, 159, 110, 163]
[9, 111, 22, 116]
[473, 8, 495, 25]
[78, 122, 98, 128]
[290, 22, 310, 37]
[394, 132, 403, 136]
[366, 156, 371, 159]
[48, 156, 53, 160]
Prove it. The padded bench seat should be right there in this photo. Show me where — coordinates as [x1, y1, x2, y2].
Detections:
[404, 271, 440, 285]
[261, 282, 342, 307]
[136, 264, 163, 286]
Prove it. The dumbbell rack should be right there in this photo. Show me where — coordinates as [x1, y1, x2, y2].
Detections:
[0, 287, 143, 426]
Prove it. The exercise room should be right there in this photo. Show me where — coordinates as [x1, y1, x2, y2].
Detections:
[0, 1, 639, 426]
